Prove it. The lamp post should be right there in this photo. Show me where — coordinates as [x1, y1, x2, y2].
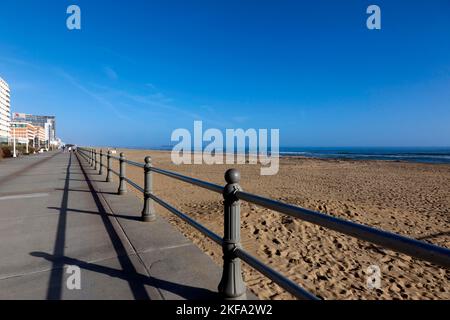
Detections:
[12, 123, 17, 158]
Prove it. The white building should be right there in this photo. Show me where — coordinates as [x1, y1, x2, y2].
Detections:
[0, 77, 11, 143]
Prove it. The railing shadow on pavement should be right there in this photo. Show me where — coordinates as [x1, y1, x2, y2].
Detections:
[31, 252, 218, 300]
[54, 188, 118, 195]
[46, 152, 72, 300]
[47, 206, 143, 222]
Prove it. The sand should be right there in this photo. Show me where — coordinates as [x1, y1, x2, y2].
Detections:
[105, 149, 449, 300]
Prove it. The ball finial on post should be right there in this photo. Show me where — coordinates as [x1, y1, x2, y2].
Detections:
[225, 169, 240, 184]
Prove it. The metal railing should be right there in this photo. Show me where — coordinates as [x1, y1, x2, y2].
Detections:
[76, 147, 450, 300]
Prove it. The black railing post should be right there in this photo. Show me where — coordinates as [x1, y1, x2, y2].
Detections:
[142, 156, 156, 222]
[99, 149, 103, 175]
[218, 169, 247, 300]
[89, 148, 92, 165]
[106, 150, 112, 182]
[94, 149, 98, 171]
[118, 152, 127, 195]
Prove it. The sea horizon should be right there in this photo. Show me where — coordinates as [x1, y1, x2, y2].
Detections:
[104, 146, 450, 165]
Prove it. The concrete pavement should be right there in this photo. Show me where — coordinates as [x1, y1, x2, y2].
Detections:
[0, 151, 231, 300]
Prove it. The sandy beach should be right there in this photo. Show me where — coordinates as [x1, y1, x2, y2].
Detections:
[107, 149, 449, 300]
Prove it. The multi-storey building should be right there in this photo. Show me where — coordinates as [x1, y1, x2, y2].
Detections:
[12, 113, 56, 144]
[11, 121, 48, 149]
[0, 77, 11, 143]
[10, 122, 35, 144]
[34, 125, 46, 147]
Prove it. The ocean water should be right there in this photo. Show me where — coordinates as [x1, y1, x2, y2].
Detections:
[278, 147, 450, 164]
[145, 146, 450, 164]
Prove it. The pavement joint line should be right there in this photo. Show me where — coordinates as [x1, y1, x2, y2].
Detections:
[0, 193, 49, 201]
[0, 213, 59, 222]
[19, 173, 66, 177]
[0, 252, 142, 282]
[136, 242, 194, 255]
[0, 188, 55, 197]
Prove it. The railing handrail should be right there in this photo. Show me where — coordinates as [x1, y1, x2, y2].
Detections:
[235, 190, 450, 268]
[124, 159, 145, 168]
[148, 165, 450, 269]
[76, 147, 450, 300]
[110, 155, 121, 161]
[151, 167, 223, 194]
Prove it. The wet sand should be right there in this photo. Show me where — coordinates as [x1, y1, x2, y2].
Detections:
[106, 148, 449, 300]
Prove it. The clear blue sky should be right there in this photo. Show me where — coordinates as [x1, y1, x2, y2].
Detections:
[0, 0, 449, 147]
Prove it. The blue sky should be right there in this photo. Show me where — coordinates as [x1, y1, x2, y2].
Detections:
[0, 0, 449, 147]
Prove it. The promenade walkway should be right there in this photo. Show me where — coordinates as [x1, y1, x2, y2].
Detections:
[0, 151, 227, 300]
